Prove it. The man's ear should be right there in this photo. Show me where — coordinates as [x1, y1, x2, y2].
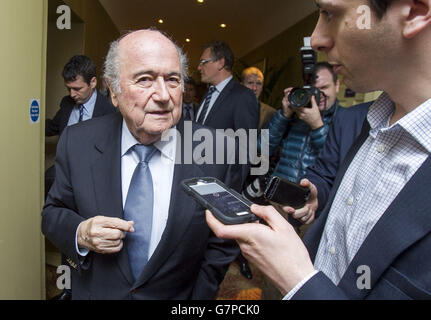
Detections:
[90, 76, 97, 90]
[217, 58, 226, 71]
[107, 83, 119, 108]
[402, 0, 431, 39]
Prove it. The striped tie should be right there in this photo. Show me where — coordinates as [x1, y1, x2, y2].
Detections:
[197, 86, 216, 124]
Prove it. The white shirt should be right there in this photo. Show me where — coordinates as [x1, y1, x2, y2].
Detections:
[121, 120, 176, 258]
[76, 120, 176, 258]
[285, 92, 431, 299]
[196, 75, 233, 124]
[67, 90, 97, 126]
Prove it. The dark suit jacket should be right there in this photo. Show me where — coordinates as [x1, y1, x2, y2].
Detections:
[293, 119, 431, 300]
[305, 102, 371, 213]
[42, 113, 244, 300]
[45, 90, 116, 137]
[201, 78, 259, 131]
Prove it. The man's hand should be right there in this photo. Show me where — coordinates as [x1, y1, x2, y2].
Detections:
[77, 216, 135, 254]
[283, 179, 318, 225]
[295, 96, 324, 130]
[206, 205, 315, 296]
[281, 87, 295, 119]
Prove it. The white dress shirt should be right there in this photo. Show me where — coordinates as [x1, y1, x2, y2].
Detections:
[285, 92, 431, 299]
[120, 120, 176, 258]
[67, 90, 97, 126]
[196, 75, 233, 124]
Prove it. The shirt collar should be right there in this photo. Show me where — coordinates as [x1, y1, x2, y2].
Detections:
[368, 92, 431, 153]
[81, 90, 97, 112]
[121, 119, 177, 161]
[214, 75, 233, 93]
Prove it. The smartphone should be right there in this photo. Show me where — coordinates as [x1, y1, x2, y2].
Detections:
[264, 176, 310, 209]
[181, 177, 259, 225]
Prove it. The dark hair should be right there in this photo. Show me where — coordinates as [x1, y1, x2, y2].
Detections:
[203, 41, 235, 71]
[185, 77, 196, 87]
[369, 0, 393, 18]
[315, 62, 338, 84]
[62, 55, 97, 85]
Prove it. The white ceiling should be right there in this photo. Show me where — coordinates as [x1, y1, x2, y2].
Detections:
[99, 0, 317, 68]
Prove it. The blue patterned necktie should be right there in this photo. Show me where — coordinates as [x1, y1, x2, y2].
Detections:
[124, 144, 157, 280]
[197, 86, 216, 124]
[78, 105, 84, 122]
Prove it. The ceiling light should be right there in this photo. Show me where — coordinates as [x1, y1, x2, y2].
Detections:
[158, 19, 164, 24]
[197, 0, 204, 3]
[186, 38, 191, 43]
[220, 23, 227, 28]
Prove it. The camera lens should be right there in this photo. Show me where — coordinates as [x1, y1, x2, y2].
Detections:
[289, 88, 311, 108]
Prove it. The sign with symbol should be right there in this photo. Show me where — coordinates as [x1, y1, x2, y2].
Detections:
[30, 99, 40, 124]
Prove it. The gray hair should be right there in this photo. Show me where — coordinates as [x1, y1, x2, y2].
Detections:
[103, 29, 189, 95]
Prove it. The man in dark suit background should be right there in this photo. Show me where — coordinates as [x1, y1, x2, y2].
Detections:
[182, 78, 199, 121]
[44, 55, 116, 231]
[45, 55, 115, 137]
[42, 29, 243, 299]
[196, 41, 259, 280]
[196, 41, 259, 131]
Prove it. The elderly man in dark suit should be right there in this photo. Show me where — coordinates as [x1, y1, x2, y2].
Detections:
[42, 29, 244, 300]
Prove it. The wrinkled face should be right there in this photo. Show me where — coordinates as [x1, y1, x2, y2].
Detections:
[65, 75, 96, 105]
[183, 83, 196, 104]
[111, 31, 183, 144]
[314, 68, 339, 110]
[311, 0, 396, 93]
[242, 74, 263, 99]
[198, 48, 223, 85]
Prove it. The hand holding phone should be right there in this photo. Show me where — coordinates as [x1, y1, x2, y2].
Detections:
[182, 177, 259, 225]
[264, 176, 311, 209]
[279, 178, 318, 225]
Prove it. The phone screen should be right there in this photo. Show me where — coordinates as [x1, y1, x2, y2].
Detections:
[190, 182, 250, 217]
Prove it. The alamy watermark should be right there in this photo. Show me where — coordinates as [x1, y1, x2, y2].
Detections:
[56, 265, 71, 290]
[161, 121, 269, 176]
[356, 265, 372, 290]
[356, 5, 372, 30]
[56, 5, 71, 30]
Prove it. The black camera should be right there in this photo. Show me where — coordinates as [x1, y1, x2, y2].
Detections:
[288, 37, 322, 109]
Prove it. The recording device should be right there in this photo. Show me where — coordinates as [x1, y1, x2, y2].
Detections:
[181, 177, 259, 225]
[264, 176, 311, 209]
[288, 37, 322, 109]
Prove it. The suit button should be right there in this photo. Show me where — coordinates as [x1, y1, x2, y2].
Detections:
[131, 289, 137, 294]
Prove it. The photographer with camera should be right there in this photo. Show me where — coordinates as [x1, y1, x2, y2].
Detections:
[265, 61, 340, 190]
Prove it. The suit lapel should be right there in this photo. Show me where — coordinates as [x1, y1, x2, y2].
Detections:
[60, 103, 74, 134]
[91, 90, 107, 118]
[90, 112, 135, 285]
[204, 78, 234, 124]
[337, 156, 431, 299]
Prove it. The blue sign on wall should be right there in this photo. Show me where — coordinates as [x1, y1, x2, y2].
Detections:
[30, 99, 40, 123]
